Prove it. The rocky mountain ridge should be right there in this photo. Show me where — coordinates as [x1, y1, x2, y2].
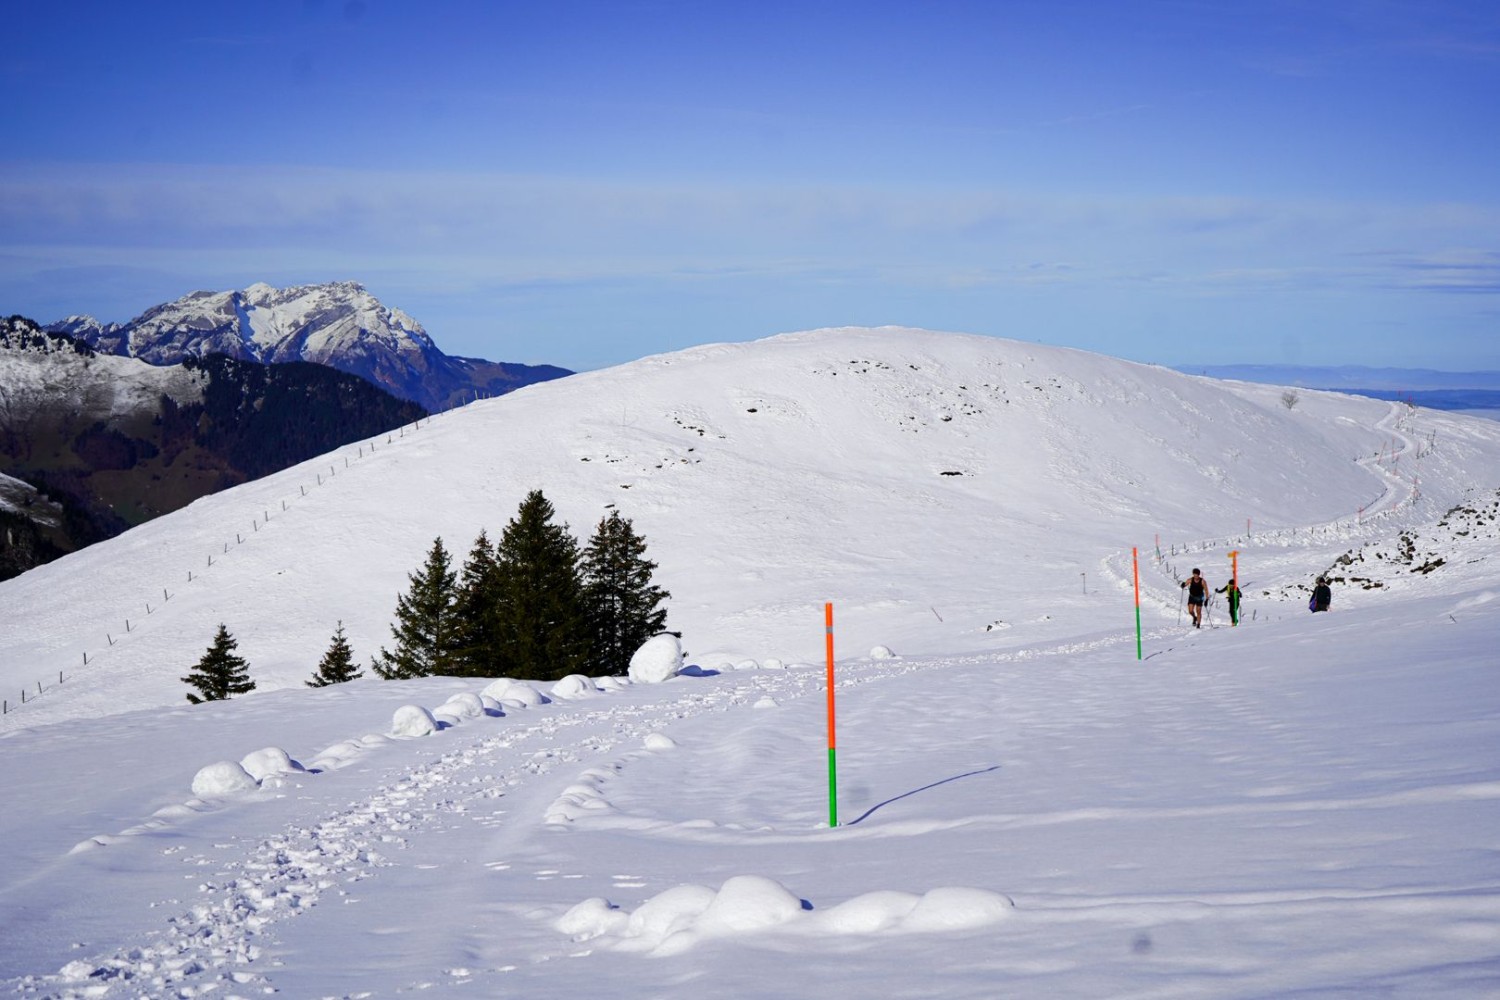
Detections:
[48, 282, 571, 412]
[1, 315, 424, 580]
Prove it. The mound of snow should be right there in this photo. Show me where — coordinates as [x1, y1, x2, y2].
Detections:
[643, 732, 677, 751]
[436, 692, 485, 720]
[190, 761, 260, 798]
[902, 887, 1016, 930]
[481, 678, 549, 707]
[550, 674, 599, 700]
[390, 704, 438, 737]
[629, 634, 683, 683]
[238, 747, 305, 782]
[557, 877, 1015, 956]
[870, 645, 897, 659]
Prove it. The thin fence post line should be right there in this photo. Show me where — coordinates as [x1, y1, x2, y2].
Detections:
[164, 587, 170, 602]
[125, 618, 131, 633]
[237, 533, 242, 544]
[3, 700, 7, 714]
[146, 602, 152, 616]
[38, 681, 42, 695]
[189, 570, 193, 582]
[20, 690, 25, 704]
[107, 633, 113, 646]
[83, 651, 88, 666]
[253, 520, 258, 532]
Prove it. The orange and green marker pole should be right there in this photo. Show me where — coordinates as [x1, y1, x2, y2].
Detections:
[825, 602, 838, 828]
[1228, 549, 1240, 626]
[1132, 547, 1142, 660]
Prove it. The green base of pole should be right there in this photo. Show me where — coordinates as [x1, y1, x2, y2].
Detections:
[828, 747, 838, 828]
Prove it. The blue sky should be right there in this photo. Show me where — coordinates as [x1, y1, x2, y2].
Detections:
[3, 1, 1498, 371]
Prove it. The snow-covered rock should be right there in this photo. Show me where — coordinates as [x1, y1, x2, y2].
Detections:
[550, 674, 599, 700]
[238, 747, 305, 782]
[190, 761, 260, 798]
[390, 704, 439, 737]
[628, 634, 683, 684]
[481, 678, 549, 707]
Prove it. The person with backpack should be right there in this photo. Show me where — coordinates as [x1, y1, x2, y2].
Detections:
[1216, 578, 1242, 626]
[1181, 568, 1208, 628]
[1310, 576, 1332, 613]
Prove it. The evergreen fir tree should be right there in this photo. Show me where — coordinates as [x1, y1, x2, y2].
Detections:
[307, 621, 363, 687]
[182, 623, 256, 704]
[450, 530, 503, 676]
[372, 536, 458, 679]
[581, 510, 671, 675]
[492, 490, 590, 681]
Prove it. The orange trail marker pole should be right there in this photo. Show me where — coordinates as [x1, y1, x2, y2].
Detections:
[1132, 547, 1143, 660]
[825, 602, 838, 828]
[1228, 549, 1240, 625]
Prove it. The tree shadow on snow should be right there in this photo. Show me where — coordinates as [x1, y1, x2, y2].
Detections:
[846, 766, 1002, 826]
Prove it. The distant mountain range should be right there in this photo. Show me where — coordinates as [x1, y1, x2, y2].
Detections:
[1176, 364, 1500, 414]
[47, 281, 571, 412]
[1, 315, 425, 580]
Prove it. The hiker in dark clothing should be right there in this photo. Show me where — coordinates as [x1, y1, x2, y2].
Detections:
[1181, 568, 1208, 628]
[1310, 576, 1332, 613]
[1216, 579, 1242, 626]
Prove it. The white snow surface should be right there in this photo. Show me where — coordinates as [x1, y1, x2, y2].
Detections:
[3, 326, 1500, 997]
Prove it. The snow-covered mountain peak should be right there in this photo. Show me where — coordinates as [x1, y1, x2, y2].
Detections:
[45, 281, 564, 411]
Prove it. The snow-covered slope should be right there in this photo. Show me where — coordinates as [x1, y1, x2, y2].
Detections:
[5, 326, 1500, 998]
[1, 316, 205, 422]
[5, 326, 1498, 731]
[50, 281, 571, 411]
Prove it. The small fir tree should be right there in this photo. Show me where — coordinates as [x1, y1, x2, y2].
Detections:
[373, 536, 458, 679]
[581, 510, 670, 675]
[307, 621, 363, 687]
[492, 490, 590, 681]
[183, 623, 256, 704]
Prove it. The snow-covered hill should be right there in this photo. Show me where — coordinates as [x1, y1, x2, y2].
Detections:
[5, 325, 1497, 730]
[5, 326, 1500, 997]
[50, 281, 572, 411]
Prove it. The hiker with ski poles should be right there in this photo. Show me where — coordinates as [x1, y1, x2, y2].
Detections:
[1181, 568, 1208, 628]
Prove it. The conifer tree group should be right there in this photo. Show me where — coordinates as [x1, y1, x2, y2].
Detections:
[180, 490, 670, 702]
[372, 491, 669, 683]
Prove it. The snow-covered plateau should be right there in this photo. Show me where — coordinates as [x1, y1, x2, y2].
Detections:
[2, 326, 1499, 997]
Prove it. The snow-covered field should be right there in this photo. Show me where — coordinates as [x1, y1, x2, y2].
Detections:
[3, 327, 1499, 997]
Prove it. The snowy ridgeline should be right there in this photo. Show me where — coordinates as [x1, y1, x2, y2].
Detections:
[9, 326, 1500, 733]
